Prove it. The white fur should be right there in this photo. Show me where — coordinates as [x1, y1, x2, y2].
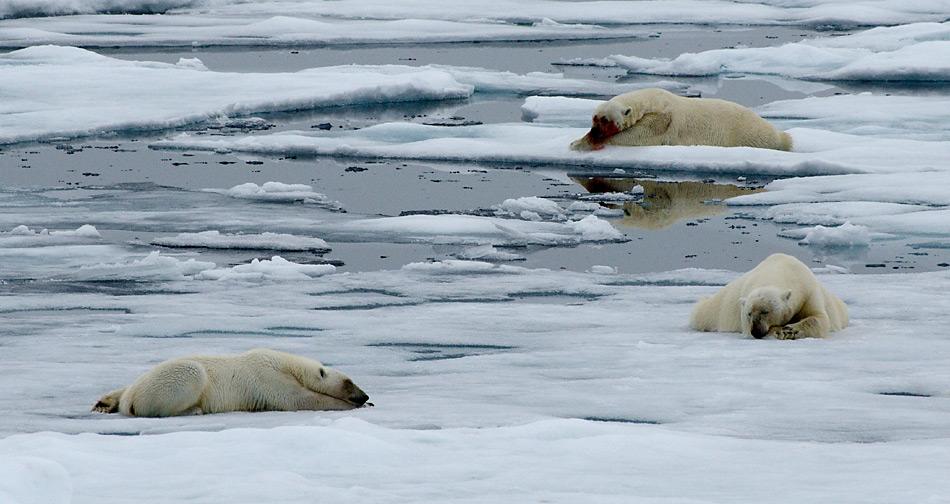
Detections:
[93, 348, 369, 417]
[689, 253, 848, 340]
[570, 88, 793, 151]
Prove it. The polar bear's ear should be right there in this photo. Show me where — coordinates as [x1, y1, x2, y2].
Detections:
[783, 290, 792, 301]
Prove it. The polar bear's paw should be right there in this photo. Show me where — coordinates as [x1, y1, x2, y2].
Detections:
[92, 397, 119, 414]
[771, 325, 803, 340]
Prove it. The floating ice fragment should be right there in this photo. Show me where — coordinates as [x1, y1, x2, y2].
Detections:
[151, 231, 330, 252]
[196, 256, 336, 281]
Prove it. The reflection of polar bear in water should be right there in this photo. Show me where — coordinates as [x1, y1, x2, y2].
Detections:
[93, 348, 370, 417]
[690, 253, 848, 340]
[572, 177, 762, 229]
[570, 88, 792, 152]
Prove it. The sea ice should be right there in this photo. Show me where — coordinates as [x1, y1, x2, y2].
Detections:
[568, 22, 950, 81]
[151, 230, 331, 252]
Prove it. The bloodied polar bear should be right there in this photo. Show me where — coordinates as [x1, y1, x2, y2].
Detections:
[93, 348, 370, 417]
[689, 254, 848, 340]
[570, 88, 792, 152]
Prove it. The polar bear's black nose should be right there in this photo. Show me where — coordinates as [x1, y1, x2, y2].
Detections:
[350, 391, 369, 406]
[751, 326, 767, 339]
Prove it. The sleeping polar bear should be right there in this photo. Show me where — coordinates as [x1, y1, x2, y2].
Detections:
[570, 88, 792, 152]
[93, 348, 370, 417]
[689, 253, 848, 340]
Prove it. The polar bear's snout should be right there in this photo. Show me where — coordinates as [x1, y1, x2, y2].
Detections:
[343, 379, 370, 407]
[586, 115, 621, 148]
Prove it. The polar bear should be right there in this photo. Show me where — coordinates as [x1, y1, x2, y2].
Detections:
[93, 348, 370, 417]
[570, 88, 792, 152]
[689, 253, 848, 340]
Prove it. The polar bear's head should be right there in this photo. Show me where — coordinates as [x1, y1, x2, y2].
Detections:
[570, 100, 636, 151]
[740, 287, 793, 339]
[318, 366, 371, 408]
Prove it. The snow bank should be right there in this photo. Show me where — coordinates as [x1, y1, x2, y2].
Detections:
[196, 256, 335, 281]
[0, 457, 71, 504]
[154, 123, 950, 177]
[0, 45, 676, 145]
[587, 22, 950, 81]
[0, 15, 643, 48]
[202, 182, 341, 209]
[151, 230, 330, 251]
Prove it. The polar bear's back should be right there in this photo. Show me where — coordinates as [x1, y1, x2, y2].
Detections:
[608, 88, 792, 151]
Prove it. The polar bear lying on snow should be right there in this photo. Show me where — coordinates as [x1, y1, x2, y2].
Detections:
[93, 348, 370, 417]
[690, 253, 848, 340]
[570, 88, 792, 152]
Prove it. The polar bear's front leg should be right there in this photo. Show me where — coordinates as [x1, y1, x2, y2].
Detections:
[770, 314, 830, 340]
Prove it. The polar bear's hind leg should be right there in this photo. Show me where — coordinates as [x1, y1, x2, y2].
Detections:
[122, 360, 208, 417]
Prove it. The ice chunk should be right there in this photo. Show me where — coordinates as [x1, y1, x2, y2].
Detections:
[196, 256, 335, 281]
[780, 222, 872, 247]
[454, 244, 526, 262]
[402, 260, 523, 274]
[493, 196, 565, 219]
[151, 231, 330, 252]
[331, 213, 625, 246]
[73, 251, 214, 281]
[1, 224, 101, 247]
[203, 182, 342, 209]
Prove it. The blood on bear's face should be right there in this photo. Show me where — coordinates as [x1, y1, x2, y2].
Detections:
[582, 115, 622, 150]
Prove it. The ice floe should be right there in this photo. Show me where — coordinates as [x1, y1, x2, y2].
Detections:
[3, 262, 950, 502]
[150, 230, 330, 252]
[328, 213, 625, 246]
[153, 122, 950, 177]
[563, 22, 950, 81]
[524, 93, 950, 140]
[1, 46, 662, 145]
[202, 182, 342, 209]
[168, 0, 950, 28]
[0, 15, 644, 48]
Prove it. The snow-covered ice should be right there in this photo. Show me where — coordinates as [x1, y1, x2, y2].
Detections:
[1, 46, 667, 145]
[132, 0, 950, 28]
[779, 221, 873, 247]
[3, 261, 950, 502]
[562, 22, 950, 81]
[202, 182, 342, 210]
[196, 256, 336, 281]
[153, 122, 950, 177]
[151, 230, 330, 252]
[0, 15, 645, 48]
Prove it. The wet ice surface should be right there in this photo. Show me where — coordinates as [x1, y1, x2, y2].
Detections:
[4, 15, 950, 504]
